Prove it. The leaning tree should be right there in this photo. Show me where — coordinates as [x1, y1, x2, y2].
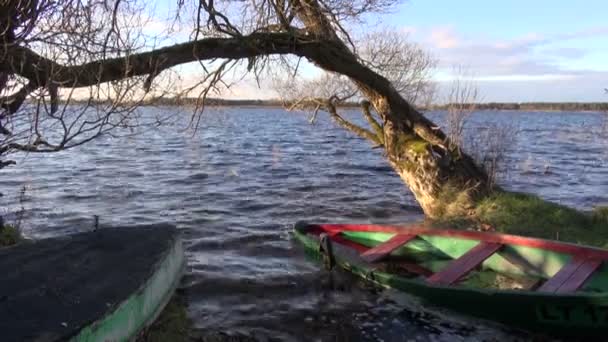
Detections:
[2, 0, 597, 228]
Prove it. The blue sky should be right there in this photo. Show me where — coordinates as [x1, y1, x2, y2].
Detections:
[376, 0, 608, 102]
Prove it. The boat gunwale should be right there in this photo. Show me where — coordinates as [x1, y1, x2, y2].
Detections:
[292, 226, 608, 299]
[299, 223, 608, 261]
[68, 226, 185, 341]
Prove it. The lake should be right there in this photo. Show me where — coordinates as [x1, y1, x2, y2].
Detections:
[1, 107, 607, 341]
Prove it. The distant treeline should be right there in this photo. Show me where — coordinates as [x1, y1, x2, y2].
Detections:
[146, 99, 608, 112]
[61, 97, 360, 108]
[429, 102, 608, 112]
[58, 97, 285, 107]
[145, 97, 285, 107]
[143, 97, 360, 108]
[60, 97, 608, 112]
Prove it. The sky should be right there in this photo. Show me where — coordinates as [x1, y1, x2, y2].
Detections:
[377, 0, 608, 102]
[146, 0, 608, 102]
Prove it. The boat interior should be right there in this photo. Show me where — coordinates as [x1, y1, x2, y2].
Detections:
[299, 223, 608, 294]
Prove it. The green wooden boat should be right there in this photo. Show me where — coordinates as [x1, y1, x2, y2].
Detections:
[0, 224, 185, 342]
[293, 222, 608, 336]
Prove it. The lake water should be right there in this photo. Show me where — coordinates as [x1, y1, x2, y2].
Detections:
[1, 107, 607, 341]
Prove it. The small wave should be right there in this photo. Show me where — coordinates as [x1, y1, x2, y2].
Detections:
[187, 172, 210, 180]
[59, 193, 99, 201]
[231, 200, 276, 212]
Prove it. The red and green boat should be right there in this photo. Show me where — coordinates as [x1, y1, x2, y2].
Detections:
[293, 222, 608, 336]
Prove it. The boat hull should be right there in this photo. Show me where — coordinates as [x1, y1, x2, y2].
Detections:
[0, 224, 185, 342]
[293, 226, 608, 336]
[71, 226, 185, 342]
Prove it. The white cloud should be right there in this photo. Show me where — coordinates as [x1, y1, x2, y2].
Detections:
[172, 63, 279, 100]
[406, 25, 608, 81]
[429, 27, 460, 49]
[399, 25, 608, 101]
[541, 47, 587, 59]
[401, 26, 417, 35]
[434, 71, 608, 102]
[557, 26, 608, 40]
[472, 74, 578, 82]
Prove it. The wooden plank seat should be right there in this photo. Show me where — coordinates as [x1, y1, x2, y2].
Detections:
[361, 234, 417, 263]
[538, 256, 603, 293]
[427, 242, 503, 286]
[320, 232, 432, 276]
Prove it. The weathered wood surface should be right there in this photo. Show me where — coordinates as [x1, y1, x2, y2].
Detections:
[538, 257, 602, 293]
[361, 234, 417, 263]
[426, 242, 503, 286]
[0, 224, 179, 342]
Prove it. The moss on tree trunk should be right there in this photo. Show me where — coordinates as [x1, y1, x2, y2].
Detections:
[384, 128, 488, 219]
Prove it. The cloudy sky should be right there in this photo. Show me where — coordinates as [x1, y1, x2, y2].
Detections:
[151, 1, 608, 102]
[381, 0, 608, 102]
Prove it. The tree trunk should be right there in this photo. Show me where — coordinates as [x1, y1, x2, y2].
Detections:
[294, 0, 491, 218]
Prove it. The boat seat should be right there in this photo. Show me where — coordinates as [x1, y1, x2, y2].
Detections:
[361, 234, 417, 263]
[323, 233, 432, 276]
[537, 256, 603, 293]
[427, 242, 503, 286]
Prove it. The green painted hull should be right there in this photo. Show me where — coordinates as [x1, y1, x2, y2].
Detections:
[71, 232, 185, 341]
[293, 226, 608, 336]
[0, 225, 185, 342]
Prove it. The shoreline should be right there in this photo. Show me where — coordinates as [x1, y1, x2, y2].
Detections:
[52, 99, 608, 113]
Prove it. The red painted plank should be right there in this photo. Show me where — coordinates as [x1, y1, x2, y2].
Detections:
[361, 234, 417, 263]
[537, 257, 586, 293]
[557, 259, 602, 293]
[427, 242, 503, 286]
[308, 223, 608, 261]
[329, 236, 432, 276]
[538, 257, 603, 293]
[304, 230, 435, 277]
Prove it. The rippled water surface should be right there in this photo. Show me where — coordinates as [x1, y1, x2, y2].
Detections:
[1, 108, 607, 341]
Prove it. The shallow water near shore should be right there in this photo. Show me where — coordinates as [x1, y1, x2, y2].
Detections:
[1, 107, 607, 341]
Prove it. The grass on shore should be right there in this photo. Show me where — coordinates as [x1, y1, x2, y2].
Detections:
[0, 224, 23, 247]
[464, 191, 608, 248]
[137, 294, 192, 342]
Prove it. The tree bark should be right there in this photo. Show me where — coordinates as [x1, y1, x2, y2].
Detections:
[1, 33, 317, 89]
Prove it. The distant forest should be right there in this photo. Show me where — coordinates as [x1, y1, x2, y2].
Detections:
[429, 102, 608, 112]
[65, 97, 608, 112]
[149, 98, 608, 112]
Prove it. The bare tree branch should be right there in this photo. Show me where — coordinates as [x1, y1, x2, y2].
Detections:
[325, 99, 380, 144]
[2, 32, 320, 90]
[360, 100, 383, 143]
[446, 66, 479, 149]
